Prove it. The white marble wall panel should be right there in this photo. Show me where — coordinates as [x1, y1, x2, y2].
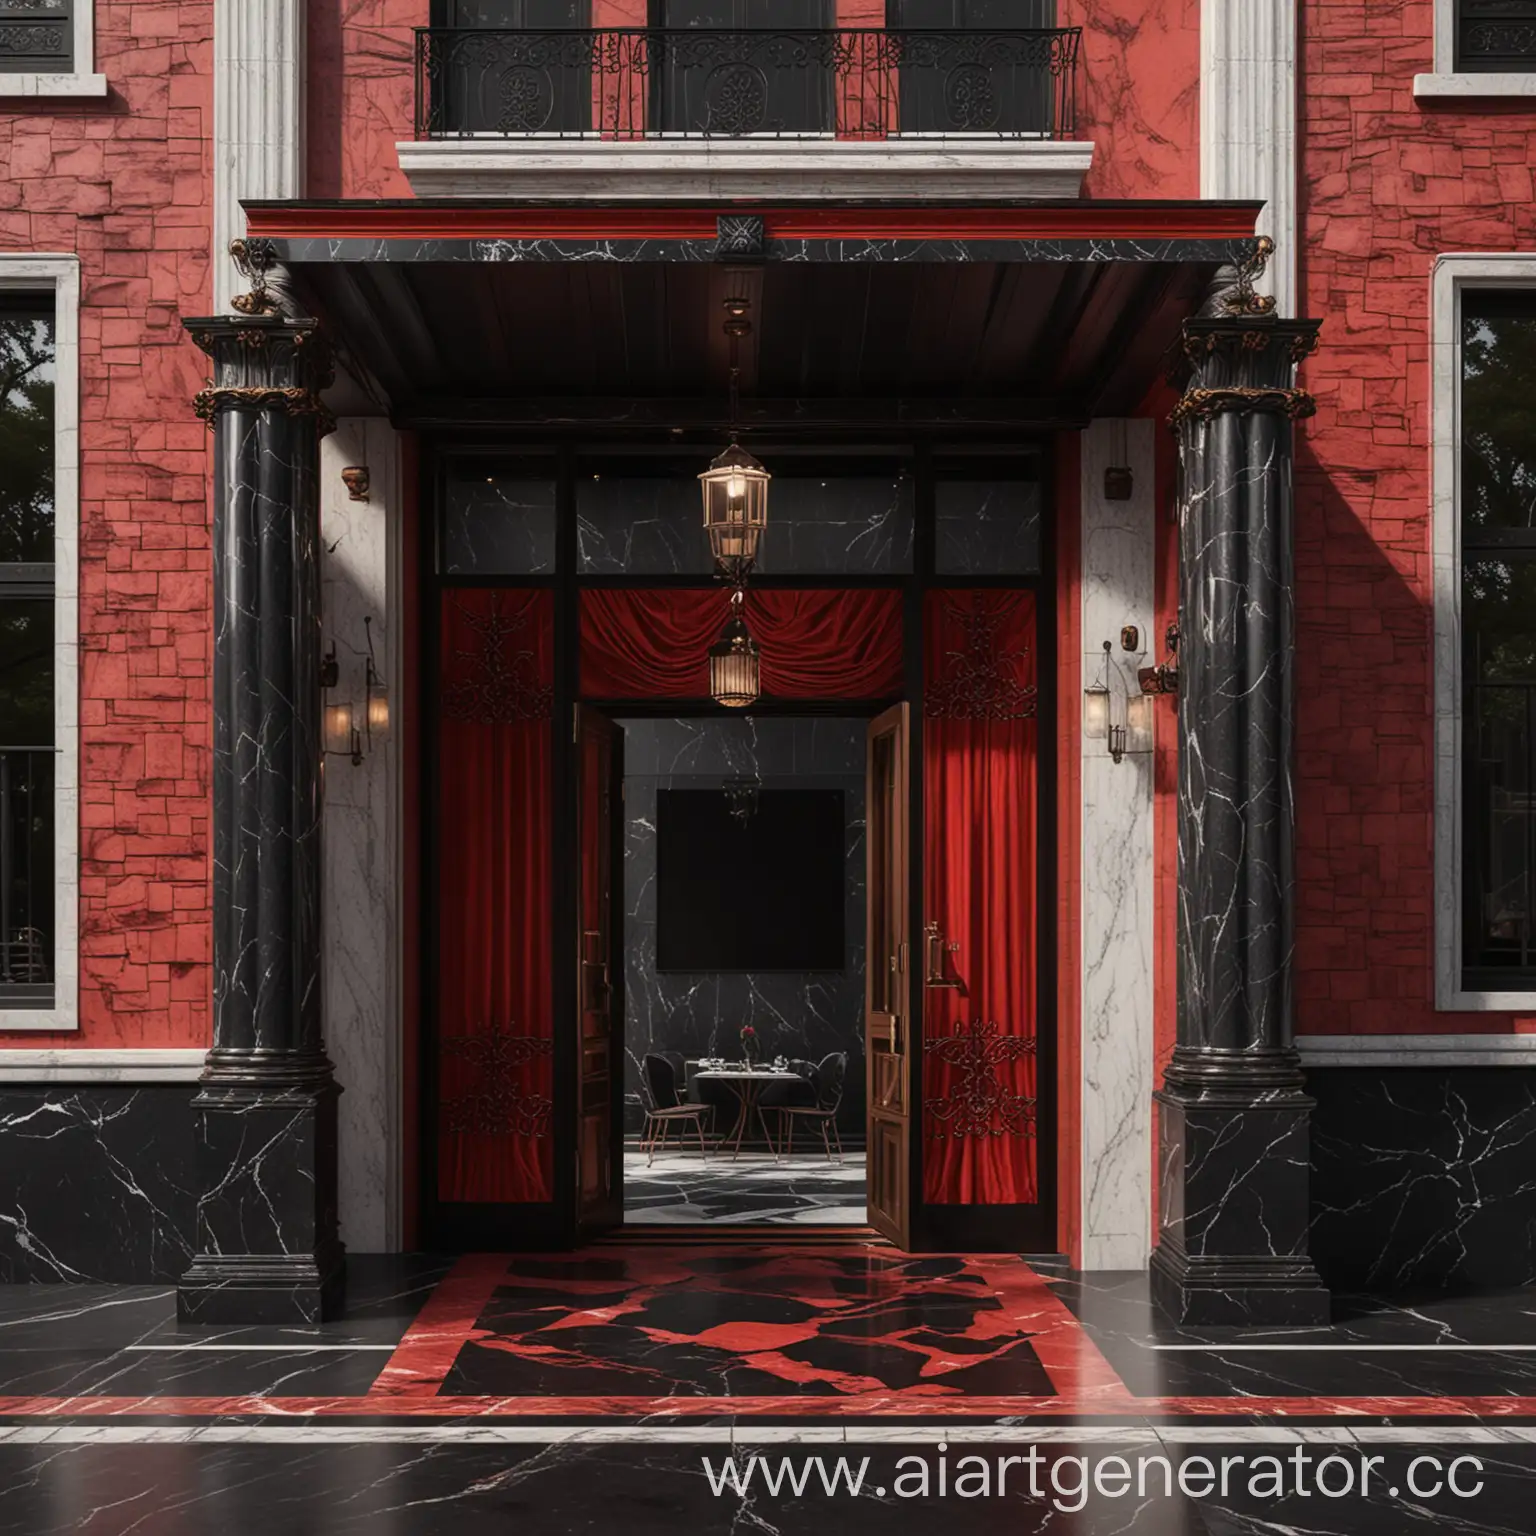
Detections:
[320, 419, 401, 1252]
[1202, 0, 1297, 315]
[1080, 419, 1157, 1271]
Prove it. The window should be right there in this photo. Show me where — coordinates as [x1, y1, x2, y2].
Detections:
[0, 259, 76, 1030]
[1459, 293, 1536, 989]
[0, 0, 105, 97]
[1416, 0, 1536, 96]
[1457, 0, 1536, 71]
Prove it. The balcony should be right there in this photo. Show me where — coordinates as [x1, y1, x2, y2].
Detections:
[398, 27, 1093, 202]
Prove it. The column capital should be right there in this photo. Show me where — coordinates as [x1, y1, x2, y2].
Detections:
[185, 314, 335, 434]
[1172, 313, 1322, 426]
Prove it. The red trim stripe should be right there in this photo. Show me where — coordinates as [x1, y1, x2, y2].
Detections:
[243, 203, 1261, 244]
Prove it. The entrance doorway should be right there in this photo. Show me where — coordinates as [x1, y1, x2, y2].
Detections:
[422, 444, 1054, 1253]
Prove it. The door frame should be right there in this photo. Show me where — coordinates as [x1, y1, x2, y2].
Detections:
[417, 433, 1057, 1253]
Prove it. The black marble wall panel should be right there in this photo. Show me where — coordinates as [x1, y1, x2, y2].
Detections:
[578, 468, 913, 575]
[934, 479, 1043, 575]
[1309, 1067, 1536, 1292]
[619, 717, 867, 1136]
[0, 1086, 196, 1283]
[442, 469, 558, 575]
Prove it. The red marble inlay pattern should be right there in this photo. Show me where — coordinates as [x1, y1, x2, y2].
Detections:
[5, 1248, 1536, 1421]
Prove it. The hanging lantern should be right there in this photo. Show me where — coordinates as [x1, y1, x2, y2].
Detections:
[699, 442, 770, 578]
[709, 590, 761, 709]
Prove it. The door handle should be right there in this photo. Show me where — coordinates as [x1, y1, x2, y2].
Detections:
[924, 921, 962, 988]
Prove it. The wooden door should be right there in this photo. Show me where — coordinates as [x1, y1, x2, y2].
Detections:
[575, 705, 623, 1235]
[865, 703, 911, 1247]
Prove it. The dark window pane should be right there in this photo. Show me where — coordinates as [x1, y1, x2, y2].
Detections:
[1462, 293, 1536, 538]
[0, 2, 74, 76]
[1457, 1, 1536, 73]
[0, 746, 53, 1004]
[1464, 557, 1536, 981]
[935, 475, 1042, 574]
[0, 600, 52, 748]
[0, 306, 54, 564]
[576, 455, 913, 574]
[656, 0, 834, 137]
[442, 462, 557, 574]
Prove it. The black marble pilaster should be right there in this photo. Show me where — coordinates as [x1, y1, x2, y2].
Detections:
[177, 314, 343, 1324]
[1149, 309, 1330, 1328]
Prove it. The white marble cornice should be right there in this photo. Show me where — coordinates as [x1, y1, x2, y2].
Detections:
[395, 138, 1096, 201]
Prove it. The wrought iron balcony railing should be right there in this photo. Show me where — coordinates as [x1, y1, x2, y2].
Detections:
[1457, 0, 1536, 70]
[414, 27, 1081, 141]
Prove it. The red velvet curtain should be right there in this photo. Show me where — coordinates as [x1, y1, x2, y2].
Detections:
[922, 589, 1039, 1204]
[580, 587, 904, 699]
[436, 588, 554, 1204]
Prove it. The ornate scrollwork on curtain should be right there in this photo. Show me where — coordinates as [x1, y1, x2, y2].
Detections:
[925, 1020, 1037, 1140]
[442, 595, 554, 723]
[440, 1026, 554, 1139]
[924, 596, 1038, 722]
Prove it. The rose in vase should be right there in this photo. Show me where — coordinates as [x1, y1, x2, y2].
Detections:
[739, 1025, 759, 1066]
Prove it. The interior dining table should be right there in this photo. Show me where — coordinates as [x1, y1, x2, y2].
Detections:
[690, 1067, 803, 1160]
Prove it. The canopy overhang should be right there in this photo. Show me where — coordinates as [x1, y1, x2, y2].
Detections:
[243, 199, 1264, 434]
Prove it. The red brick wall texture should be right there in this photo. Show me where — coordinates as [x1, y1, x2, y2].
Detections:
[1, 2, 214, 1047]
[1296, 0, 1536, 1033]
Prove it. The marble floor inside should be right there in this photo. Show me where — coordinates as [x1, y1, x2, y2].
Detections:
[4, 1247, 1536, 1532]
[623, 1142, 867, 1224]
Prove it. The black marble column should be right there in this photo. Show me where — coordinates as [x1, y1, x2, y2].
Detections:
[177, 313, 344, 1324]
[1149, 306, 1330, 1328]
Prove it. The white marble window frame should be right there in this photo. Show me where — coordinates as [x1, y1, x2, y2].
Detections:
[1432, 254, 1536, 1012]
[0, 2, 107, 100]
[1416, 0, 1536, 98]
[0, 255, 80, 1032]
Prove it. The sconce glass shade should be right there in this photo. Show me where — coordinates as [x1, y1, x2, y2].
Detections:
[324, 701, 354, 756]
[709, 596, 761, 709]
[367, 685, 390, 739]
[700, 442, 770, 573]
[1124, 692, 1155, 756]
[1083, 682, 1111, 740]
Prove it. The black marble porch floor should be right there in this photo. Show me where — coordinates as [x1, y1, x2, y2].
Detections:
[623, 1145, 867, 1223]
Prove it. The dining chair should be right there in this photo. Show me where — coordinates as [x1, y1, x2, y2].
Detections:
[772, 1051, 847, 1163]
[639, 1053, 713, 1164]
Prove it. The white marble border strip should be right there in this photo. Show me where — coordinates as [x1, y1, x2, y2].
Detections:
[0, 1049, 205, 1083]
[0, 1423, 1533, 1447]
[1079, 421, 1156, 1271]
[1430, 256, 1536, 1013]
[1299, 1033, 1536, 1068]
[1201, 0, 1297, 315]
[0, 256, 80, 1034]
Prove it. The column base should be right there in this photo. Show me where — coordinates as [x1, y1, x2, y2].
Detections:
[177, 1253, 346, 1325]
[1149, 1066, 1329, 1329]
[176, 1070, 346, 1325]
[1149, 1246, 1329, 1328]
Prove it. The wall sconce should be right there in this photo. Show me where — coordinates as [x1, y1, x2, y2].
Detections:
[324, 701, 362, 766]
[1083, 642, 1112, 741]
[1138, 623, 1181, 696]
[341, 466, 370, 502]
[1085, 636, 1153, 765]
[321, 615, 388, 767]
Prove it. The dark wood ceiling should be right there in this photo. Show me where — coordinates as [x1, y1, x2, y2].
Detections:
[301, 254, 1215, 433]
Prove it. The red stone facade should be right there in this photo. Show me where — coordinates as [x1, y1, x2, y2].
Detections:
[1, 3, 213, 1048]
[1297, 0, 1536, 1034]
